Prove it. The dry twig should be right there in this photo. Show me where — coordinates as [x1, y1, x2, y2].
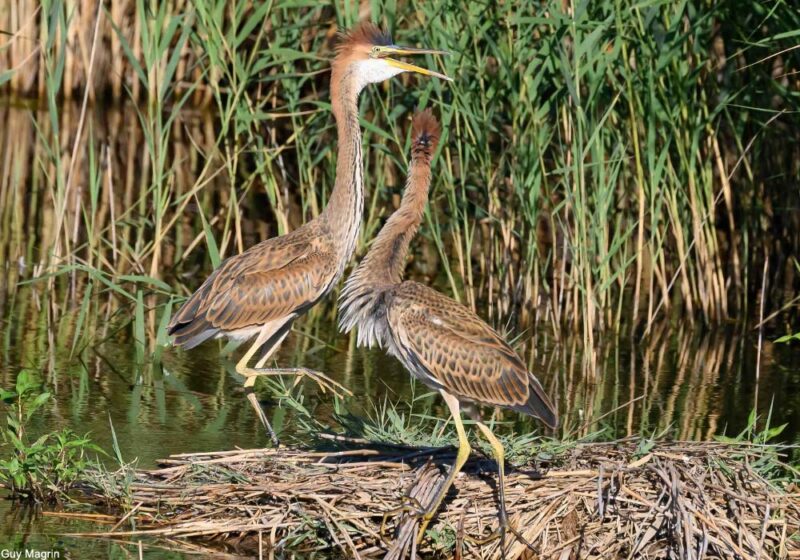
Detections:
[64, 440, 799, 559]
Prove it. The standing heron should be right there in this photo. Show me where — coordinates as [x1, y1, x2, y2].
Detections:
[168, 23, 450, 445]
[339, 110, 558, 545]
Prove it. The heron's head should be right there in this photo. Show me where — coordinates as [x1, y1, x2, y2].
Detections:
[410, 109, 441, 160]
[333, 22, 450, 92]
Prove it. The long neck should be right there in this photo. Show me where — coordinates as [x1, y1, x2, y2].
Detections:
[356, 156, 431, 286]
[337, 152, 431, 345]
[322, 68, 364, 265]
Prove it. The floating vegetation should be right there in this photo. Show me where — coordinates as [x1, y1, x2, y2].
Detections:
[63, 438, 800, 559]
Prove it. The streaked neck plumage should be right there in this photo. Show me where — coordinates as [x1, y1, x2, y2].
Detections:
[321, 66, 365, 278]
[355, 151, 431, 286]
[338, 139, 433, 347]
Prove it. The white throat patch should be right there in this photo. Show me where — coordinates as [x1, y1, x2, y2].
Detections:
[355, 59, 404, 90]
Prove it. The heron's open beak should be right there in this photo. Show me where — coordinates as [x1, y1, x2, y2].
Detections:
[376, 45, 452, 82]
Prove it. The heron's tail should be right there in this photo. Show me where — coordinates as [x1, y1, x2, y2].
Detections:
[518, 373, 559, 429]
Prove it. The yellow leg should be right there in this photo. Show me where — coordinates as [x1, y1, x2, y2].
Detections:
[475, 421, 508, 556]
[474, 422, 507, 522]
[416, 390, 471, 542]
[235, 326, 351, 444]
[236, 328, 289, 446]
[237, 326, 350, 397]
[235, 323, 282, 376]
[475, 421, 536, 556]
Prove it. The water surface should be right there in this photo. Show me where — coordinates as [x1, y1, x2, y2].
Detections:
[1, 100, 799, 558]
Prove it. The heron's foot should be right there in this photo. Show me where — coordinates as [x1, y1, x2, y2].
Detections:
[464, 529, 501, 546]
[384, 502, 437, 544]
[415, 510, 439, 543]
[464, 520, 507, 560]
[413, 465, 465, 542]
[462, 511, 535, 557]
[505, 521, 537, 553]
[245, 389, 280, 447]
[286, 367, 353, 399]
[462, 503, 506, 546]
[380, 491, 440, 543]
[242, 367, 352, 399]
[380, 495, 425, 538]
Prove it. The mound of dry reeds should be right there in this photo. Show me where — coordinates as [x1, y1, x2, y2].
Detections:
[69, 438, 799, 559]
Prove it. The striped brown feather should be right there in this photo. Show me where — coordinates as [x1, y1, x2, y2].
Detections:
[385, 281, 558, 428]
[169, 222, 336, 344]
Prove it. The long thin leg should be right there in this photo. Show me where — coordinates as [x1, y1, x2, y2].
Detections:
[416, 390, 471, 542]
[242, 367, 352, 396]
[236, 327, 288, 446]
[475, 421, 536, 555]
[475, 421, 508, 557]
[239, 320, 349, 395]
[236, 325, 351, 444]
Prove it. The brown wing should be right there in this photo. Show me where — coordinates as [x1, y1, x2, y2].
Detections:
[169, 224, 336, 348]
[386, 282, 557, 428]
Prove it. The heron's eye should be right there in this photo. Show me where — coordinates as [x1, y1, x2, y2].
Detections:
[370, 46, 381, 58]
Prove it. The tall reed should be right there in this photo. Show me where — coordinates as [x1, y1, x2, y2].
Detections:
[0, 0, 798, 355]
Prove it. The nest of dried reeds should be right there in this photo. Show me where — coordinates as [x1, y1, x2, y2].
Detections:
[70, 437, 799, 559]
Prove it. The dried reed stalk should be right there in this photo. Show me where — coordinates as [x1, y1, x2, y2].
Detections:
[67, 439, 799, 559]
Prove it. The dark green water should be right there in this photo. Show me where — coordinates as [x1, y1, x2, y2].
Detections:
[1, 100, 799, 558]
[1, 285, 800, 557]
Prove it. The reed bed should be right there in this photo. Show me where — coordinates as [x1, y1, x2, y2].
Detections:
[70, 438, 799, 559]
[2, 266, 792, 447]
[1, 0, 799, 356]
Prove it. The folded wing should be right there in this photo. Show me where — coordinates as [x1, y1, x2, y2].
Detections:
[386, 282, 557, 428]
[169, 227, 335, 348]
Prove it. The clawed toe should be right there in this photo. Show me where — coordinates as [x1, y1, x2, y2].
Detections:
[464, 527, 501, 546]
[462, 512, 536, 558]
[380, 495, 426, 538]
[506, 520, 537, 553]
[288, 368, 353, 398]
[241, 367, 352, 399]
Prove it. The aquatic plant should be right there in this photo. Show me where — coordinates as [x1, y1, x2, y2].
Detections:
[0, 370, 101, 502]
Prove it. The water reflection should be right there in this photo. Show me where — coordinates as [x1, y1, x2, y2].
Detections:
[1, 99, 798, 459]
[0, 94, 800, 558]
[2, 96, 800, 555]
[2, 280, 798, 466]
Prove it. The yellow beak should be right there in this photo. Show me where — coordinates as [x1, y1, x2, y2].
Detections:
[376, 45, 452, 82]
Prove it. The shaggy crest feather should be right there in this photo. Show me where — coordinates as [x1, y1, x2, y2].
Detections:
[410, 109, 441, 153]
[335, 22, 392, 55]
[339, 110, 441, 350]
